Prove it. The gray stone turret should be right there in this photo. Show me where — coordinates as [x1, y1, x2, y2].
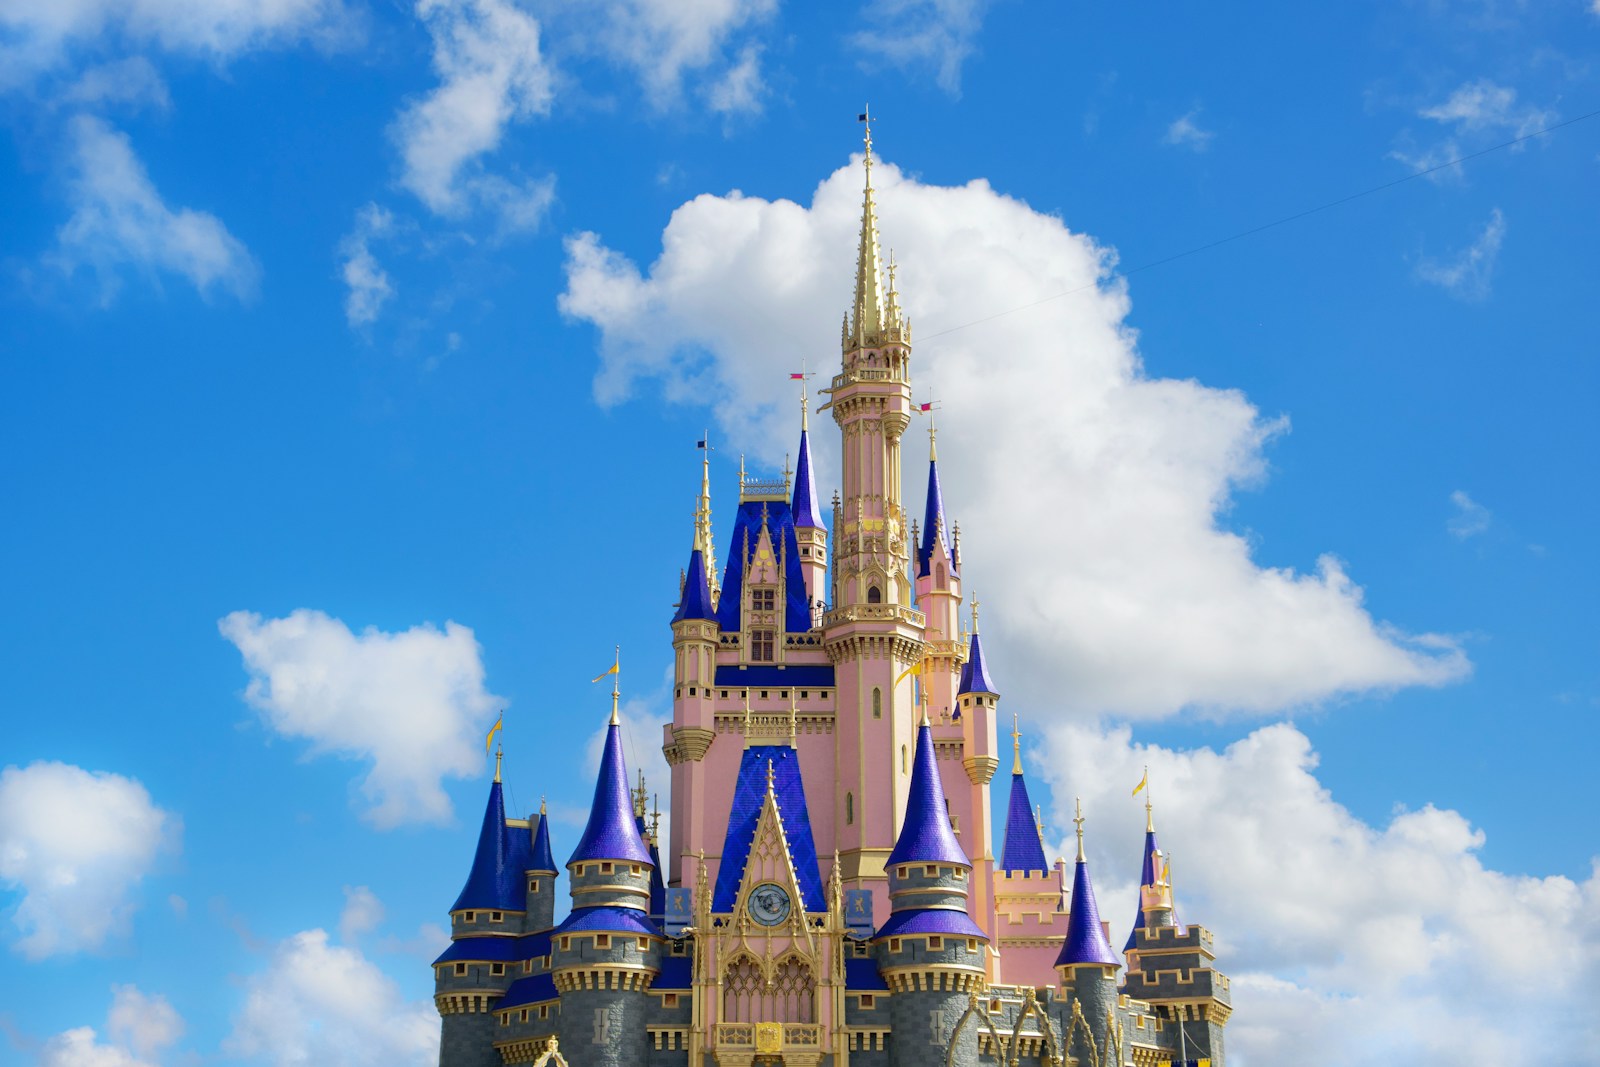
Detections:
[1054, 800, 1120, 1067]
[551, 704, 661, 1067]
[875, 717, 989, 1067]
[523, 803, 558, 932]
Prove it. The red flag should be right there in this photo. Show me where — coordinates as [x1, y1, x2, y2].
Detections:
[917, 402, 933, 412]
[790, 373, 806, 380]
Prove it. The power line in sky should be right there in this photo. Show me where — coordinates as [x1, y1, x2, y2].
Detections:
[917, 106, 1600, 344]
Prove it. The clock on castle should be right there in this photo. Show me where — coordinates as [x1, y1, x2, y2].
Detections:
[430, 118, 1232, 1067]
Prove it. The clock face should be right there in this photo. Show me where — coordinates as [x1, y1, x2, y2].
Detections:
[748, 883, 792, 926]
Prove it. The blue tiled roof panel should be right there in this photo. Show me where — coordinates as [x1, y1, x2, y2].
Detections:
[568, 722, 654, 867]
[712, 664, 835, 688]
[792, 429, 823, 530]
[498, 972, 558, 1009]
[845, 957, 889, 990]
[1058, 859, 1119, 967]
[655, 956, 693, 989]
[673, 548, 716, 623]
[556, 906, 661, 937]
[432, 935, 523, 965]
[715, 498, 813, 634]
[918, 457, 953, 578]
[875, 908, 989, 940]
[530, 812, 556, 873]
[886, 723, 970, 868]
[1000, 774, 1049, 873]
[711, 745, 826, 913]
[1124, 829, 1157, 951]
[957, 631, 998, 696]
[451, 781, 525, 913]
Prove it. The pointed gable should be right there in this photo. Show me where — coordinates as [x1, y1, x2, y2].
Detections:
[673, 547, 716, 622]
[957, 629, 998, 697]
[715, 498, 812, 633]
[918, 456, 953, 578]
[1000, 773, 1049, 873]
[451, 779, 523, 912]
[711, 745, 825, 913]
[793, 428, 822, 529]
[569, 718, 653, 867]
[886, 720, 970, 868]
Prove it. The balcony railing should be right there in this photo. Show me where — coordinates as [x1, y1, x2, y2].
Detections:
[713, 1022, 823, 1053]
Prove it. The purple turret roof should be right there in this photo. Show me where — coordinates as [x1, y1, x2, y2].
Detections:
[917, 456, 953, 578]
[568, 719, 653, 867]
[450, 779, 523, 912]
[673, 547, 716, 623]
[1123, 824, 1184, 949]
[886, 721, 971, 868]
[530, 810, 556, 873]
[1000, 773, 1049, 873]
[1056, 857, 1119, 967]
[957, 629, 998, 696]
[793, 428, 823, 529]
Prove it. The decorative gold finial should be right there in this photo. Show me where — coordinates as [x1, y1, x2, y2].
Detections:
[1073, 797, 1086, 862]
[742, 689, 754, 748]
[494, 745, 502, 783]
[921, 703, 931, 727]
[539, 795, 546, 815]
[1011, 711, 1022, 776]
[609, 645, 621, 725]
[649, 793, 661, 842]
[788, 690, 798, 746]
[765, 757, 776, 793]
[928, 408, 938, 462]
[971, 592, 981, 634]
[633, 769, 648, 819]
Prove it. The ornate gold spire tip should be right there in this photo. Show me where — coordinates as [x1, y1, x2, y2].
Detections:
[493, 746, 502, 783]
[1073, 797, 1086, 863]
[1011, 711, 1022, 776]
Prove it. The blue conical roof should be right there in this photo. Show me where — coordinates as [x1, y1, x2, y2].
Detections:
[1124, 827, 1160, 950]
[1056, 857, 1119, 967]
[887, 721, 970, 868]
[530, 810, 556, 873]
[673, 547, 716, 622]
[957, 629, 998, 696]
[451, 779, 524, 912]
[917, 456, 952, 578]
[793, 428, 822, 529]
[568, 720, 653, 866]
[999, 773, 1048, 873]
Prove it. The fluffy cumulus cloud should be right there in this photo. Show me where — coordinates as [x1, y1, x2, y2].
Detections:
[572, 0, 777, 112]
[51, 116, 258, 303]
[1417, 207, 1506, 300]
[226, 926, 438, 1066]
[0, 0, 352, 88]
[392, 0, 555, 222]
[337, 203, 396, 327]
[219, 609, 503, 828]
[1037, 722, 1600, 1065]
[559, 159, 1468, 719]
[851, 0, 989, 96]
[38, 985, 182, 1067]
[0, 762, 178, 959]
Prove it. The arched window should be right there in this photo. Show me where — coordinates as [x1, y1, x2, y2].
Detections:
[872, 688, 882, 719]
[901, 745, 908, 773]
[867, 584, 882, 604]
[936, 563, 946, 586]
[846, 792, 854, 825]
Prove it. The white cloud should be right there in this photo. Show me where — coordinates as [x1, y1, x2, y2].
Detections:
[337, 203, 396, 327]
[51, 116, 258, 303]
[60, 57, 171, 111]
[851, 0, 988, 97]
[1038, 721, 1600, 1066]
[568, 0, 777, 111]
[1447, 489, 1492, 539]
[0, 762, 178, 959]
[1164, 107, 1214, 151]
[339, 885, 385, 945]
[219, 609, 504, 828]
[225, 928, 438, 1066]
[1393, 80, 1555, 181]
[0, 0, 352, 88]
[106, 985, 183, 1060]
[1417, 208, 1505, 300]
[392, 0, 554, 218]
[558, 158, 1468, 719]
[706, 44, 765, 116]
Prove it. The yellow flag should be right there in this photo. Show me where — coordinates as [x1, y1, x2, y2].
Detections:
[591, 661, 619, 683]
[1132, 768, 1148, 797]
[894, 660, 923, 687]
[485, 715, 503, 753]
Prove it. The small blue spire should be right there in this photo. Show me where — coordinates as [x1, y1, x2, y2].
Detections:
[916, 453, 952, 578]
[1056, 855, 1119, 967]
[1000, 773, 1048, 873]
[450, 779, 523, 912]
[568, 719, 653, 867]
[1124, 826, 1161, 951]
[793, 427, 822, 529]
[957, 628, 998, 696]
[886, 719, 970, 868]
[530, 807, 556, 873]
[674, 547, 716, 622]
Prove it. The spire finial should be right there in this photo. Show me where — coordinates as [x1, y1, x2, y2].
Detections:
[971, 592, 981, 634]
[850, 107, 885, 346]
[766, 757, 776, 793]
[1145, 766, 1155, 832]
[1074, 796, 1086, 863]
[788, 689, 798, 745]
[633, 768, 648, 820]
[539, 794, 546, 815]
[929, 410, 938, 461]
[609, 645, 620, 725]
[742, 689, 753, 748]
[650, 793, 661, 842]
[1011, 711, 1022, 776]
[494, 745, 503, 783]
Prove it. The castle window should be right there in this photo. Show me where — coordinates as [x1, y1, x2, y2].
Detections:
[539, 1006, 549, 1020]
[897, 867, 909, 878]
[721, 690, 728, 698]
[751, 630, 775, 661]
[928, 936, 943, 950]
[520, 1009, 529, 1022]
[664, 993, 679, 1008]
[752, 588, 775, 613]
[860, 994, 875, 1009]
[846, 792, 854, 824]
[595, 934, 611, 949]
[455, 963, 467, 976]
[967, 939, 978, 951]
[872, 688, 881, 718]
[925, 865, 937, 878]
[760, 690, 769, 699]
[631, 864, 642, 875]
[936, 563, 946, 585]
[800, 690, 809, 699]
[867, 584, 882, 604]
[561, 937, 571, 950]
[463, 911, 476, 923]
[889, 938, 901, 952]
[490, 963, 505, 976]
[689, 686, 696, 696]
[490, 911, 503, 923]
[529, 877, 538, 892]
[601, 862, 613, 874]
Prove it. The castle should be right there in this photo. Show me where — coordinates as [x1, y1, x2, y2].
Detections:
[432, 123, 1232, 1067]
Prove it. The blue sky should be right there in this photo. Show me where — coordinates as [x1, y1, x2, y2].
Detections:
[2, 1, 1597, 1064]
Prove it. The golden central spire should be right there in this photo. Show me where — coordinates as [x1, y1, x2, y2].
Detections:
[1073, 797, 1086, 862]
[1011, 711, 1022, 775]
[850, 106, 886, 346]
